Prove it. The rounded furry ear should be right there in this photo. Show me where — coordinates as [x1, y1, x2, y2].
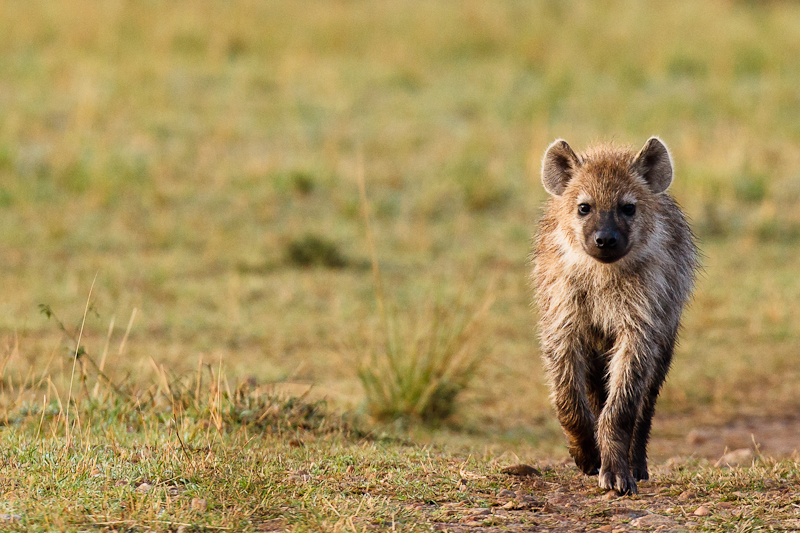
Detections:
[632, 137, 673, 194]
[541, 139, 580, 196]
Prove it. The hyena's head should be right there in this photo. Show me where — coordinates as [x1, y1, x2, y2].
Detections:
[541, 137, 673, 265]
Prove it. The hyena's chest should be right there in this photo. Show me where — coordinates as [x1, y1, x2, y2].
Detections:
[573, 274, 655, 341]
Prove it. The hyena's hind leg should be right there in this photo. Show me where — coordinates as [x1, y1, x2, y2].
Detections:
[628, 341, 675, 482]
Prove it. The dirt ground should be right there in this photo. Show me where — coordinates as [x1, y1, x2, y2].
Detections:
[412, 472, 800, 532]
[651, 415, 800, 462]
[412, 416, 800, 532]
[406, 435, 800, 532]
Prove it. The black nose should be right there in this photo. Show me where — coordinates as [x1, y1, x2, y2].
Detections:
[594, 231, 618, 249]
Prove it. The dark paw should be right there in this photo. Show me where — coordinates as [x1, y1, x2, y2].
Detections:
[631, 464, 649, 482]
[570, 446, 601, 476]
[598, 467, 637, 495]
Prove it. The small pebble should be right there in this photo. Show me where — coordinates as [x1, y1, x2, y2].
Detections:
[191, 498, 208, 512]
[693, 505, 711, 516]
[603, 490, 620, 500]
[677, 490, 695, 501]
[501, 464, 542, 477]
[497, 489, 516, 498]
[548, 493, 571, 505]
[630, 514, 676, 528]
[714, 448, 753, 468]
[612, 507, 645, 518]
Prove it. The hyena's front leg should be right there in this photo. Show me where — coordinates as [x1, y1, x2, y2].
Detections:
[543, 338, 601, 476]
[585, 350, 609, 419]
[629, 338, 675, 482]
[597, 335, 656, 495]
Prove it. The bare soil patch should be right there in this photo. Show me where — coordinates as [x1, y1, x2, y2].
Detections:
[408, 459, 800, 532]
[651, 415, 800, 462]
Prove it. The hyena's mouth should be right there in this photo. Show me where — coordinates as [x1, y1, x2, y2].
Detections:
[584, 246, 630, 264]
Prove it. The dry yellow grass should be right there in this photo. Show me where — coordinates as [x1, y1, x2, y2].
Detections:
[0, 0, 798, 458]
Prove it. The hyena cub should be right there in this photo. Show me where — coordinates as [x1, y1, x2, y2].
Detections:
[533, 137, 697, 495]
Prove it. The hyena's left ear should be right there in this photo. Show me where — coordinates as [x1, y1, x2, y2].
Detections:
[632, 137, 673, 194]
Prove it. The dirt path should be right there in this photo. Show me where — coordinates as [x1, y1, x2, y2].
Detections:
[409, 416, 800, 532]
[410, 459, 800, 532]
[651, 415, 800, 462]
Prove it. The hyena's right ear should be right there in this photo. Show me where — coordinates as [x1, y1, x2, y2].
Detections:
[632, 137, 673, 194]
[541, 139, 580, 196]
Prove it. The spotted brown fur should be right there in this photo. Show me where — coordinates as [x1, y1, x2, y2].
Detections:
[532, 138, 698, 494]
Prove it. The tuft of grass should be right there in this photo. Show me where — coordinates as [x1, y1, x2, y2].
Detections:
[289, 171, 316, 196]
[284, 234, 348, 268]
[358, 299, 491, 423]
[272, 169, 319, 197]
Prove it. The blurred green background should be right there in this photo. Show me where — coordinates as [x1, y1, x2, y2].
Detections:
[1, 0, 799, 452]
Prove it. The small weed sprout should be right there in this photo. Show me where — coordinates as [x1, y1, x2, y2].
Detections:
[354, 150, 493, 422]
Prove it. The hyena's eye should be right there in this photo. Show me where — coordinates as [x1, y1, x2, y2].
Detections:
[621, 204, 636, 216]
[577, 203, 591, 216]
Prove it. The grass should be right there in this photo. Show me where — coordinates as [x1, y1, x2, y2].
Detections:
[357, 298, 491, 423]
[2, 0, 800, 427]
[0, 385, 799, 531]
[0, 374, 359, 531]
[0, 0, 800, 529]
[284, 234, 349, 269]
